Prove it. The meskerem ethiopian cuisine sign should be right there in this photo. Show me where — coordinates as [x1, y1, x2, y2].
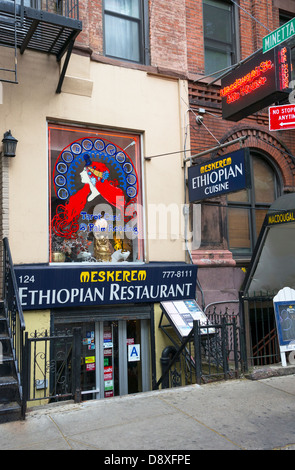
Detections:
[188, 149, 250, 202]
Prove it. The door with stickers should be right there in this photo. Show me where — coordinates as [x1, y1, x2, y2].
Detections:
[96, 319, 150, 399]
[79, 322, 97, 400]
[55, 319, 150, 400]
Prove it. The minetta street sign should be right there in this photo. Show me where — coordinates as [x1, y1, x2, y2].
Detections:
[263, 17, 295, 53]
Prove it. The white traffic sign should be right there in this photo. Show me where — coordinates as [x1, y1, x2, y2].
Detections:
[269, 104, 295, 131]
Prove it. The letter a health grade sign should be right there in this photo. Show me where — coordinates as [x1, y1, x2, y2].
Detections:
[188, 149, 251, 203]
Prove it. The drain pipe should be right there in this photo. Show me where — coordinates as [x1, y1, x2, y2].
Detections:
[183, 158, 205, 310]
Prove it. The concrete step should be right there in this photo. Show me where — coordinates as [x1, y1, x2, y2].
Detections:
[0, 401, 22, 423]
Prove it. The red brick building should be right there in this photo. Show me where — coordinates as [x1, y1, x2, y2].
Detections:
[186, 0, 295, 309]
[0, 1, 294, 413]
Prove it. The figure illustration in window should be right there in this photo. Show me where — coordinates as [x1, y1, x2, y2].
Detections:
[51, 138, 138, 263]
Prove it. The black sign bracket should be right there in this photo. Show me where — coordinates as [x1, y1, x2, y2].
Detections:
[184, 135, 248, 165]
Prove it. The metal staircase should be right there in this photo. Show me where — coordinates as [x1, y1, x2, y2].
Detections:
[0, 0, 82, 91]
[0, 0, 18, 83]
[0, 302, 23, 422]
[0, 238, 26, 422]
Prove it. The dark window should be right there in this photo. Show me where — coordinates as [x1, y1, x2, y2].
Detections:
[103, 0, 149, 64]
[203, 0, 237, 76]
[227, 152, 281, 258]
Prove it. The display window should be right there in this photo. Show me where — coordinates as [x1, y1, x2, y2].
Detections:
[48, 123, 144, 263]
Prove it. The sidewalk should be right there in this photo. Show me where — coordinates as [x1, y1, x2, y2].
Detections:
[0, 372, 295, 451]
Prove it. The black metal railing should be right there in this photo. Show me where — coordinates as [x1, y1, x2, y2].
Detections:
[2, 237, 26, 418]
[241, 292, 280, 366]
[30, 0, 79, 20]
[2, 0, 79, 21]
[155, 315, 245, 390]
[23, 327, 82, 404]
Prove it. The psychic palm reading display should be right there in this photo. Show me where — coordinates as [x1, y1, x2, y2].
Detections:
[50, 125, 143, 263]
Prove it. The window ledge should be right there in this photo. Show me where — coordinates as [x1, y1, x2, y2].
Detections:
[191, 249, 236, 266]
[91, 52, 187, 80]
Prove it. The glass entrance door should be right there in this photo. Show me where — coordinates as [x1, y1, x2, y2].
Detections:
[96, 319, 150, 400]
[55, 318, 151, 400]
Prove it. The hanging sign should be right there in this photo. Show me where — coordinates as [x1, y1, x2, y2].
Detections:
[221, 46, 291, 121]
[188, 149, 250, 203]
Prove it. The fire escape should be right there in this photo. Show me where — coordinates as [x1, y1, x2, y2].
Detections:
[0, 0, 82, 92]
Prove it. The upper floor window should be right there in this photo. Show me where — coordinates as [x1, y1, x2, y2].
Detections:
[227, 152, 281, 258]
[203, 0, 238, 76]
[103, 0, 149, 64]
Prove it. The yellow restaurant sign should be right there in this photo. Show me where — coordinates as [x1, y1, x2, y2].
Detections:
[268, 210, 295, 225]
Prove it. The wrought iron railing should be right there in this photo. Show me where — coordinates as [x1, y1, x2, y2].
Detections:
[0, 0, 79, 20]
[23, 327, 82, 404]
[2, 237, 26, 418]
[31, 0, 79, 20]
[155, 315, 245, 390]
[241, 292, 280, 366]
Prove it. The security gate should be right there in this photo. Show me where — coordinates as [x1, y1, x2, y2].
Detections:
[23, 328, 82, 405]
[240, 293, 280, 366]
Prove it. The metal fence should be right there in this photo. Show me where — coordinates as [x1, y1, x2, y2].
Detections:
[2, 238, 26, 418]
[241, 292, 280, 366]
[155, 310, 246, 390]
[23, 327, 82, 406]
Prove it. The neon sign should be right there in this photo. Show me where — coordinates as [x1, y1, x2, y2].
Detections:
[220, 60, 273, 103]
[221, 46, 291, 121]
[278, 46, 290, 90]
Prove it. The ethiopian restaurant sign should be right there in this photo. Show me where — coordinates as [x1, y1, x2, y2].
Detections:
[49, 124, 143, 264]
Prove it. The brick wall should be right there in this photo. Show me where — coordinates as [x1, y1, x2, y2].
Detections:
[187, 0, 295, 193]
[74, 0, 295, 189]
[76, 0, 188, 72]
[185, 0, 204, 75]
[149, 0, 187, 71]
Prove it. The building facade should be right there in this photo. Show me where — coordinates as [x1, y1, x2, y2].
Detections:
[186, 0, 295, 310]
[0, 0, 295, 409]
[0, 0, 198, 405]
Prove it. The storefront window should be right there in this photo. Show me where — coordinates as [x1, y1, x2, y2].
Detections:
[48, 123, 144, 263]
